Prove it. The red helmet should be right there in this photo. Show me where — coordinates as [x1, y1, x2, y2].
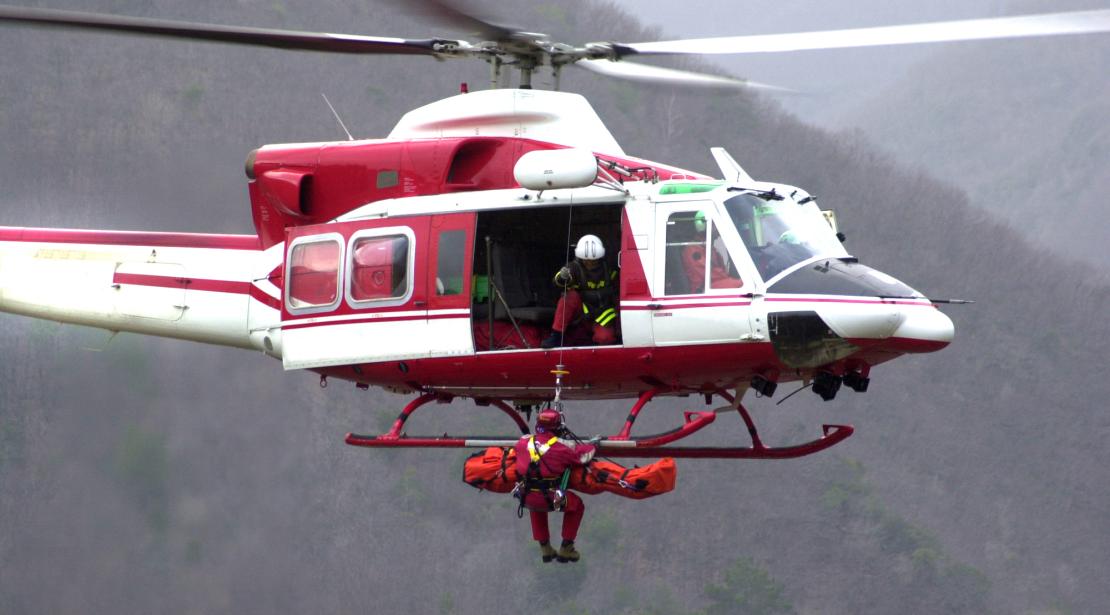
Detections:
[535, 409, 564, 432]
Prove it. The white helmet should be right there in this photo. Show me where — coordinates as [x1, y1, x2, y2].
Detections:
[575, 234, 605, 260]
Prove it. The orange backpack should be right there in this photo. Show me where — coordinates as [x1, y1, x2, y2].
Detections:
[462, 446, 520, 493]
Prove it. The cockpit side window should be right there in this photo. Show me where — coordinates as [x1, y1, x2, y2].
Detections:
[708, 225, 743, 290]
[663, 210, 744, 294]
[664, 211, 707, 295]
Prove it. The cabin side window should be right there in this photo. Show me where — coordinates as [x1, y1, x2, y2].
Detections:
[287, 237, 342, 312]
[346, 228, 414, 307]
[435, 230, 466, 296]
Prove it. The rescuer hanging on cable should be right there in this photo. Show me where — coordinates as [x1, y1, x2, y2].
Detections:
[541, 234, 619, 348]
[513, 409, 597, 563]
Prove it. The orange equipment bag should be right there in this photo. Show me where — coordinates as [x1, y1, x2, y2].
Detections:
[462, 446, 676, 500]
[571, 458, 677, 500]
[462, 446, 520, 493]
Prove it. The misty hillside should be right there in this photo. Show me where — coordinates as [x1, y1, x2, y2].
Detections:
[617, 0, 1110, 269]
[846, 0, 1110, 269]
[3, 1, 1110, 614]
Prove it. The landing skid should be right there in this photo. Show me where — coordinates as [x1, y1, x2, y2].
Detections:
[345, 389, 852, 460]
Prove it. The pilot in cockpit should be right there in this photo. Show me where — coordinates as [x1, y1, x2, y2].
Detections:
[680, 211, 742, 293]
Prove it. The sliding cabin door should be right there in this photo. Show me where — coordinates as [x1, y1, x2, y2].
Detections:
[280, 214, 475, 370]
[424, 213, 477, 357]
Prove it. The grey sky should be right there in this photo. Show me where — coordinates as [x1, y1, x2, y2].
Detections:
[607, 0, 1007, 124]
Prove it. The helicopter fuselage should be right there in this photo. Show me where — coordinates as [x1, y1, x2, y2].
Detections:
[0, 90, 953, 403]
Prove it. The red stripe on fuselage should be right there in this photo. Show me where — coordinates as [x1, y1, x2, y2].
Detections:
[113, 272, 244, 293]
[848, 336, 949, 354]
[249, 286, 282, 311]
[281, 312, 466, 330]
[622, 300, 753, 311]
[766, 297, 935, 307]
[111, 272, 281, 310]
[623, 296, 935, 310]
[0, 227, 260, 250]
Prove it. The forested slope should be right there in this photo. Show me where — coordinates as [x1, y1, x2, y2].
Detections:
[846, 0, 1110, 268]
[2, 1, 1108, 613]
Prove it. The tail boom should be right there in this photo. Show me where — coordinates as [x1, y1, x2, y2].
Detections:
[0, 227, 280, 351]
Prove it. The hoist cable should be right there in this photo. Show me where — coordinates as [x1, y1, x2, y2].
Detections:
[557, 205, 574, 366]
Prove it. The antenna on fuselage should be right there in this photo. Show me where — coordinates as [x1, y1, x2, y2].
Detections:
[321, 93, 354, 141]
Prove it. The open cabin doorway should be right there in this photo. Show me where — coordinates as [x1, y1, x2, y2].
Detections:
[472, 202, 625, 352]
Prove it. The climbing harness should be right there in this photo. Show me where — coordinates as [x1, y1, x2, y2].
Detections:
[513, 433, 572, 517]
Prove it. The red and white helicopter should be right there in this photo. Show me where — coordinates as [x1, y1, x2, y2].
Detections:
[1, 2, 1107, 460]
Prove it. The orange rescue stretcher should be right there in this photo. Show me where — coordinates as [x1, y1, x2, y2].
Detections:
[463, 446, 677, 499]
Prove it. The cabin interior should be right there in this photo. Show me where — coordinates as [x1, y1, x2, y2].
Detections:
[471, 203, 624, 351]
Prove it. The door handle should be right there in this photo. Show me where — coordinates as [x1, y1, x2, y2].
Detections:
[647, 303, 663, 310]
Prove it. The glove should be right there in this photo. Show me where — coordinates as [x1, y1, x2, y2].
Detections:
[555, 266, 572, 284]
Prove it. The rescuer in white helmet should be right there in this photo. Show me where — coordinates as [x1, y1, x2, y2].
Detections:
[542, 234, 619, 348]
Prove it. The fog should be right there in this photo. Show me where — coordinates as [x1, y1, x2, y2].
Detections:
[2, 1, 1109, 613]
[612, 0, 1110, 267]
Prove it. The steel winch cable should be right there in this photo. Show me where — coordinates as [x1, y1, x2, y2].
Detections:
[557, 205, 574, 366]
[550, 205, 575, 415]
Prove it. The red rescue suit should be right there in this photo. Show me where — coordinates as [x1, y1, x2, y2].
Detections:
[551, 259, 619, 345]
[514, 434, 596, 544]
[681, 244, 742, 293]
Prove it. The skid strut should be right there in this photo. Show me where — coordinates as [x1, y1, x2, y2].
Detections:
[594, 388, 852, 459]
[345, 388, 852, 459]
[345, 395, 529, 449]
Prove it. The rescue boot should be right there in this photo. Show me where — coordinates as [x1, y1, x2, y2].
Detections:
[539, 542, 557, 563]
[541, 331, 563, 349]
[556, 540, 580, 563]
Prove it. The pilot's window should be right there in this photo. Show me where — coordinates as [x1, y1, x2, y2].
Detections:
[288, 240, 341, 309]
[708, 225, 743, 290]
[435, 230, 466, 296]
[664, 211, 708, 295]
[350, 235, 409, 301]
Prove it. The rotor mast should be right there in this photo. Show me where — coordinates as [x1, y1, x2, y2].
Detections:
[470, 33, 583, 91]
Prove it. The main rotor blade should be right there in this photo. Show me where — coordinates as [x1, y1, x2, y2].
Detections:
[392, 0, 518, 42]
[575, 59, 792, 93]
[622, 9, 1110, 56]
[0, 5, 448, 55]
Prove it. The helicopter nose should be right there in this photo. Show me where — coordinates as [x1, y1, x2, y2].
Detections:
[815, 302, 953, 354]
[818, 306, 905, 340]
[889, 305, 954, 352]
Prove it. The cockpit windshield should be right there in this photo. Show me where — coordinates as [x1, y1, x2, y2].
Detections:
[723, 192, 848, 281]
